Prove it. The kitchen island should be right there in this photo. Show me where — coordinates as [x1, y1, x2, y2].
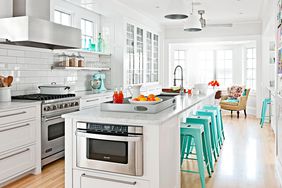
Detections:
[63, 91, 215, 188]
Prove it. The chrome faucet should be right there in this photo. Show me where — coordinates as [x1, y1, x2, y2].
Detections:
[173, 65, 184, 95]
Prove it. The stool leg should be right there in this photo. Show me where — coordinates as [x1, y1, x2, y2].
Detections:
[202, 133, 212, 177]
[194, 135, 206, 188]
[261, 101, 267, 128]
[181, 135, 188, 166]
[220, 110, 225, 140]
[185, 137, 193, 159]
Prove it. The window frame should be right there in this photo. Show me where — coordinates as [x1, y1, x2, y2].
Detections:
[81, 18, 96, 49]
[244, 47, 257, 92]
[54, 9, 72, 26]
[215, 49, 233, 88]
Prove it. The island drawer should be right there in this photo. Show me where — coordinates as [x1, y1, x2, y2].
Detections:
[74, 170, 150, 188]
[0, 107, 36, 125]
[0, 145, 35, 184]
[0, 120, 36, 154]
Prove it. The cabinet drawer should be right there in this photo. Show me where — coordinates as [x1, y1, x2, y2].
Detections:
[0, 107, 36, 125]
[80, 97, 101, 110]
[0, 120, 36, 154]
[79, 173, 149, 188]
[0, 145, 35, 183]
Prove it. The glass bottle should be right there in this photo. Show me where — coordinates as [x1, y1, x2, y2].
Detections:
[97, 33, 104, 53]
[118, 88, 124, 104]
[113, 89, 119, 104]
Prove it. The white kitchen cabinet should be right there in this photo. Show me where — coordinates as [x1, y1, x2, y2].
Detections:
[80, 93, 113, 110]
[0, 102, 41, 186]
[125, 22, 160, 86]
[0, 145, 36, 184]
[0, 120, 36, 153]
[0, 107, 36, 126]
[74, 170, 150, 188]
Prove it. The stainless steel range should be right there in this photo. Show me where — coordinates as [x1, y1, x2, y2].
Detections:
[12, 94, 80, 166]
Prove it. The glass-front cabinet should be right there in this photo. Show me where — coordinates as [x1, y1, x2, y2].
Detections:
[125, 23, 159, 85]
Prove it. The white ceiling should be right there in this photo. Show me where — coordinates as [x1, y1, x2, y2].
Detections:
[67, 0, 265, 25]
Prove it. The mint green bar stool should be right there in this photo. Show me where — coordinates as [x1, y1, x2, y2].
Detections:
[196, 110, 220, 158]
[203, 105, 225, 143]
[181, 123, 211, 188]
[186, 116, 215, 172]
[260, 98, 271, 128]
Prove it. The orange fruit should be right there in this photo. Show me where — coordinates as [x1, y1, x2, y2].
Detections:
[139, 97, 147, 101]
[148, 94, 155, 99]
[155, 97, 161, 101]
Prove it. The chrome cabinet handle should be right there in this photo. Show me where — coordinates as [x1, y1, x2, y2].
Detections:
[76, 131, 142, 142]
[0, 148, 30, 161]
[81, 174, 137, 185]
[0, 123, 30, 132]
[0, 111, 26, 118]
[86, 98, 99, 103]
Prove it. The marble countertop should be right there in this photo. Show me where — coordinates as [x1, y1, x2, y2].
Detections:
[0, 100, 41, 111]
[62, 91, 215, 125]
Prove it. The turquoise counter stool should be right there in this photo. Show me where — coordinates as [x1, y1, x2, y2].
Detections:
[260, 98, 271, 128]
[181, 123, 211, 188]
[186, 116, 215, 172]
[196, 110, 220, 158]
[203, 105, 225, 142]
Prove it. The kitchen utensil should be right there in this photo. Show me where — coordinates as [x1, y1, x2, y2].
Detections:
[2, 77, 9, 87]
[0, 87, 11, 101]
[7, 76, 13, 87]
[91, 73, 106, 92]
[90, 79, 101, 90]
[38, 82, 71, 94]
[128, 84, 142, 98]
[128, 98, 163, 105]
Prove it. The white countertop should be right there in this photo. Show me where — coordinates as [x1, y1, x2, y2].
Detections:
[63, 91, 215, 125]
[0, 100, 41, 111]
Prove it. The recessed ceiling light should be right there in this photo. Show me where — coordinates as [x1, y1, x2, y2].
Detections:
[155, 6, 160, 9]
[239, 12, 243, 15]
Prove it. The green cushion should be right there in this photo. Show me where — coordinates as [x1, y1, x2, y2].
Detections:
[242, 89, 247, 96]
[224, 99, 239, 103]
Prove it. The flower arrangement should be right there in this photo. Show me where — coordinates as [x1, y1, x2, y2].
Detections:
[208, 80, 220, 88]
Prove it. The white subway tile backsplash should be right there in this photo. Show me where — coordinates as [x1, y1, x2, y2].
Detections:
[0, 56, 17, 63]
[0, 44, 112, 95]
[8, 49, 25, 57]
[0, 49, 7, 56]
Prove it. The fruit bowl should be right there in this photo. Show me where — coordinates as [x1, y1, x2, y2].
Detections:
[128, 98, 163, 105]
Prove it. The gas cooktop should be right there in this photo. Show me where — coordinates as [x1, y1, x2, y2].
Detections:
[12, 94, 76, 101]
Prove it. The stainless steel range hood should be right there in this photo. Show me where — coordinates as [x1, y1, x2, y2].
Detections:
[0, 0, 81, 49]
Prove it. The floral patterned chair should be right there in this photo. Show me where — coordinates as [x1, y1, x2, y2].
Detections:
[219, 86, 250, 118]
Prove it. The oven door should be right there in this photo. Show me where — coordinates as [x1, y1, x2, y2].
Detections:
[76, 127, 143, 176]
[41, 115, 65, 159]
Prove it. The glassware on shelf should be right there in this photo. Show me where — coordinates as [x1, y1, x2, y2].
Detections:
[98, 33, 104, 53]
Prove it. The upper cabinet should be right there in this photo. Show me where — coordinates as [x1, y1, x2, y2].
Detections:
[125, 23, 160, 86]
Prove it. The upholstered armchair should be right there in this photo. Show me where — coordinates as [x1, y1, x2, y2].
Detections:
[220, 89, 250, 118]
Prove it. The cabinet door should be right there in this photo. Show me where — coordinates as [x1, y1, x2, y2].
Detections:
[146, 31, 153, 83]
[152, 34, 159, 82]
[126, 23, 135, 85]
[81, 174, 149, 188]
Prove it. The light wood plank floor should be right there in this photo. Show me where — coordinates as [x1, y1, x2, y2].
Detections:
[4, 115, 281, 188]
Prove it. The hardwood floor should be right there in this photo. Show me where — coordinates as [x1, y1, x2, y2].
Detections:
[4, 115, 281, 188]
[4, 159, 64, 188]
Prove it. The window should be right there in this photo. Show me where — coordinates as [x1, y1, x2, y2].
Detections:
[245, 48, 256, 90]
[173, 50, 185, 85]
[81, 19, 95, 49]
[54, 10, 71, 26]
[216, 50, 233, 87]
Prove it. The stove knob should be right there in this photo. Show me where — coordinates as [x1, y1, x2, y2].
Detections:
[64, 103, 68, 108]
[52, 105, 57, 110]
[75, 102, 79, 106]
[59, 104, 64, 109]
[44, 106, 51, 111]
[71, 102, 75, 107]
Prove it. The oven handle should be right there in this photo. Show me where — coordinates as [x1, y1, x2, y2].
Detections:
[81, 174, 137, 185]
[43, 116, 63, 122]
[76, 131, 142, 142]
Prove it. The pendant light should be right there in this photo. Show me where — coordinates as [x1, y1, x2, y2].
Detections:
[164, 0, 188, 20]
[184, 0, 202, 32]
